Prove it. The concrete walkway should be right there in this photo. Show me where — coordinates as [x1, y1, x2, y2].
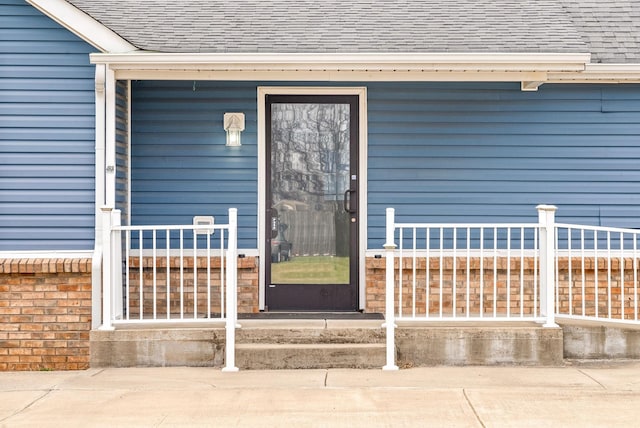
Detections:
[2, 362, 640, 427]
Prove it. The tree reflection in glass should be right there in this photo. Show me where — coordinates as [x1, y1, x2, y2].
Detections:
[270, 103, 351, 284]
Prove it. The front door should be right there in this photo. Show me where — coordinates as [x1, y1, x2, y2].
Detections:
[265, 95, 359, 311]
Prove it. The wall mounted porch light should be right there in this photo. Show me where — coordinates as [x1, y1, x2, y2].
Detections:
[223, 112, 245, 147]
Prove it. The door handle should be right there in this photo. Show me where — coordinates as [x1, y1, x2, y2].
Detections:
[343, 189, 356, 214]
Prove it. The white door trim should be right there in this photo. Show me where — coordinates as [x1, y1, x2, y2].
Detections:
[257, 86, 368, 310]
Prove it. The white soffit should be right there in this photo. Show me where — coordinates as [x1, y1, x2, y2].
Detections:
[90, 52, 596, 88]
[27, 0, 136, 53]
[91, 52, 590, 72]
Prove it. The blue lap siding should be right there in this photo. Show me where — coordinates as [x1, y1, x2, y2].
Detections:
[0, 0, 95, 251]
[130, 81, 640, 250]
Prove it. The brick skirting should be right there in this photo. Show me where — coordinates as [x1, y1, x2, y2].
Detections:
[126, 256, 259, 317]
[365, 256, 640, 319]
[0, 258, 92, 371]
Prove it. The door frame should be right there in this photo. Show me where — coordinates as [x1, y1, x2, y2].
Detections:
[257, 86, 368, 311]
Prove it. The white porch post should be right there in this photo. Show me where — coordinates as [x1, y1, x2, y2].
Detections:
[537, 204, 558, 328]
[100, 206, 114, 330]
[222, 208, 239, 372]
[104, 66, 117, 207]
[383, 208, 399, 370]
[92, 64, 106, 330]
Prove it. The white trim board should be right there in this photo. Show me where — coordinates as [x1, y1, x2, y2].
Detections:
[257, 86, 368, 310]
[0, 251, 94, 259]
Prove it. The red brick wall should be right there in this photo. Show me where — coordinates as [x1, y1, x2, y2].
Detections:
[0, 259, 92, 371]
[127, 256, 259, 317]
[366, 256, 640, 320]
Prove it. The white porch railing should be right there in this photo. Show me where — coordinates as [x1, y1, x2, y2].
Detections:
[555, 223, 640, 324]
[100, 207, 239, 372]
[383, 205, 558, 370]
[383, 205, 640, 369]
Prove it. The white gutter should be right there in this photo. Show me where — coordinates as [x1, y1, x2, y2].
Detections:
[91, 52, 591, 72]
[27, 0, 136, 53]
[549, 63, 640, 83]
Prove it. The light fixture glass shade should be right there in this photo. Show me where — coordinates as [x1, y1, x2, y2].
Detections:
[226, 129, 241, 147]
[223, 113, 245, 147]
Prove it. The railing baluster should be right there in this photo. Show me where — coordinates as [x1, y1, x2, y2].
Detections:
[139, 228, 143, 320]
[507, 227, 511, 318]
[466, 227, 470, 319]
[220, 228, 225, 318]
[533, 227, 542, 318]
[568, 228, 573, 316]
[493, 227, 497, 318]
[153, 229, 157, 320]
[180, 229, 184, 320]
[207, 228, 211, 319]
[453, 227, 457, 318]
[399, 227, 404, 318]
[439, 227, 444, 318]
[595, 230, 599, 318]
[520, 228, 524, 318]
[581, 229, 585, 317]
[620, 232, 625, 321]
[125, 230, 131, 321]
[426, 227, 430, 318]
[607, 231, 612, 319]
[635, 235, 638, 321]
[412, 227, 417, 318]
[166, 229, 170, 320]
[480, 227, 484, 318]
[194, 229, 198, 319]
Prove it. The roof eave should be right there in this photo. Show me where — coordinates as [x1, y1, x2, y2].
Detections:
[549, 63, 640, 83]
[90, 52, 591, 71]
[90, 52, 595, 90]
[27, 0, 137, 53]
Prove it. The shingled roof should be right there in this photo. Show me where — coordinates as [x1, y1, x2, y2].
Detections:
[66, 0, 640, 63]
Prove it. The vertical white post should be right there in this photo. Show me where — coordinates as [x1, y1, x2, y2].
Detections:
[111, 210, 123, 320]
[537, 205, 558, 328]
[104, 67, 116, 208]
[383, 208, 399, 371]
[92, 64, 106, 331]
[100, 207, 115, 330]
[222, 208, 239, 372]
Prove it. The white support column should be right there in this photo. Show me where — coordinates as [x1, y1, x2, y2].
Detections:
[222, 208, 239, 372]
[92, 64, 106, 330]
[100, 206, 114, 330]
[537, 204, 558, 328]
[105, 66, 117, 207]
[383, 208, 399, 371]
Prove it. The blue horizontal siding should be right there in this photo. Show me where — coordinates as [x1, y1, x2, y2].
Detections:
[131, 81, 640, 251]
[131, 81, 259, 249]
[367, 82, 640, 248]
[0, 0, 95, 251]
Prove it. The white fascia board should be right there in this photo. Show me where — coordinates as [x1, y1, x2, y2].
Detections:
[90, 52, 591, 73]
[27, 0, 136, 53]
[549, 63, 640, 83]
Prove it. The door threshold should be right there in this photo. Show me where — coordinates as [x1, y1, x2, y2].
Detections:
[238, 312, 384, 320]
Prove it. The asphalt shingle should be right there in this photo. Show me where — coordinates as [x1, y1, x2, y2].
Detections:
[66, 0, 640, 62]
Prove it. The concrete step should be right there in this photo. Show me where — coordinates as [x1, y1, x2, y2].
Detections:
[236, 319, 386, 345]
[236, 343, 387, 370]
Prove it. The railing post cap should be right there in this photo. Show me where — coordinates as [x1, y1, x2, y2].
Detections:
[100, 206, 114, 212]
[536, 204, 558, 212]
[383, 243, 397, 250]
